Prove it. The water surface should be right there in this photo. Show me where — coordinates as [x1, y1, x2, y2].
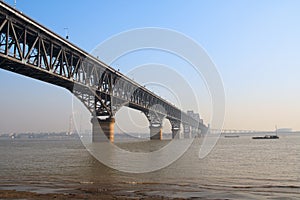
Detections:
[0, 135, 299, 199]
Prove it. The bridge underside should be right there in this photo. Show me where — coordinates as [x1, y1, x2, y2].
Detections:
[0, 59, 74, 91]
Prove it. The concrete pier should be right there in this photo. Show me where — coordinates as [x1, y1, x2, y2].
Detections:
[150, 125, 163, 140]
[200, 126, 209, 136]
[172, 128, 180, 139]
[91, 117, 115, 142]
[183, 124, 191, 139]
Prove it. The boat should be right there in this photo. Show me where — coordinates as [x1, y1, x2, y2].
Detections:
[224, 135, 239, 138]
[252, 135, 279, 139]
[252, 125, 279, 139]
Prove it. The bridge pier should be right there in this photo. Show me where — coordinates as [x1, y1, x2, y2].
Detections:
[144, 111, 164, 140]
[199, 126, 208, 136]
[150, 125, 163, 140]
[91, 117, 115, 142]
[169, 119, 181, 139]
[172, 128, 180, 139]
[183, 124, 191, 139]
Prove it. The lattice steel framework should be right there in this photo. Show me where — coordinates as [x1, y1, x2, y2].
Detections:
[0, 2, 206, 131]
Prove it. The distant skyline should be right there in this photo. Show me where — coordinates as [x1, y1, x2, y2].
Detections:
[1, 0, 300, 133]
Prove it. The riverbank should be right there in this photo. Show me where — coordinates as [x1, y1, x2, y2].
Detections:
[0, 188, 183, 200]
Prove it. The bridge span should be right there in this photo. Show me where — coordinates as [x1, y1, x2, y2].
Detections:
[0, 2, 208, 142]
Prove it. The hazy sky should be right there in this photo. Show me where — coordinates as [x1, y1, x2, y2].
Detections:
[1, 0, 300, 133]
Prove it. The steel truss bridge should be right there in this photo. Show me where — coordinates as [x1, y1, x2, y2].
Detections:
[0, 2, 207, 142]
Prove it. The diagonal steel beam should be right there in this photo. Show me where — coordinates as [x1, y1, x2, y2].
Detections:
[0, 18, 7, 32]
[9, 21, 23, 59]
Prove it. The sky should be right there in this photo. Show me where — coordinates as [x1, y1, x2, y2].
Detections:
[1, 0, 300, 133]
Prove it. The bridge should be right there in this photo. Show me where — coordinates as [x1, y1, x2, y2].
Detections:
[0, 2, 208, 142]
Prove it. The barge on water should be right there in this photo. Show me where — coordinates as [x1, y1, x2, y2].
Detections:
[252, 135, 279, 139]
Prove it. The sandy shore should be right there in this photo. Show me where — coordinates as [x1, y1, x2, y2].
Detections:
[0, 189, 185, 200]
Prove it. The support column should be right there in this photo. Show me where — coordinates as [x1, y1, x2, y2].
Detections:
[170, 119, 181, 139]
[183, 124, 191, 139]
[172, 128, 180, 139]
[199, 123, 209, 136]
[191, 126, 199, 138]
[150, 125, 163, 140]
[194, 127, 201, 138]
[91, 117, 115, 142]
[144, 111, 164, 140]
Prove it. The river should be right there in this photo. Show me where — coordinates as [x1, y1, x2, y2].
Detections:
[0, 134, 299, 199]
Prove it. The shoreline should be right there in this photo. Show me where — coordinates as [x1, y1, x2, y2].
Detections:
[0, 189, 181, 200]
[0, 185, 187, 200]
